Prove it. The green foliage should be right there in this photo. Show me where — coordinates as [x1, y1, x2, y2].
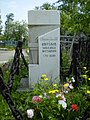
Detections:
[0, 35, 5, 41]
[0, 65, 90, 119]
[57, 0, 90, 35]
[4, 21, 28, 41]
[35, 1, 90, 35]
[35, 3, 58, 10]
[40, 3, 58, 10]
[0, 19, 2, 35]
[62, 49, 71, 68]
[2, 13, 28, 42]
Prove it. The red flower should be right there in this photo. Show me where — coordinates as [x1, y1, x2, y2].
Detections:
[71, 104, 78, 111]
[32, 96, 42, 103]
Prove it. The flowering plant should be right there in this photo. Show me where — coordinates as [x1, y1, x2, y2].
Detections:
[1, 60, 90, 120]
[27, 109, 34, 118]
[23, 74, 89, 120]
[32, 96, 42, 103]
[71, 104, 78, 111]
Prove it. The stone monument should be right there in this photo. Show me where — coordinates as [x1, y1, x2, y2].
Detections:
[28, 10, 60, 87]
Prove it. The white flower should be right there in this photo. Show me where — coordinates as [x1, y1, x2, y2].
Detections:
[65, 90, 68, 94]
[58, 100, 67, 109]
[27, 109, 34, 118]
[39, 95, 43, 98]
[71, 77, 75, 82]
[44, 92, 47, 97]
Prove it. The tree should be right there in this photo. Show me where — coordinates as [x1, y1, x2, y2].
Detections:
[56, 0, 90, 35]
[35, 3, 58, 10]
[40, 3, 57, 10]
[4, 13, 28, 41]
[5, 13, 14, 25]
[4, 13, 14, 40]
[11, 21, 28, 40]
[0, 13, 2, 35]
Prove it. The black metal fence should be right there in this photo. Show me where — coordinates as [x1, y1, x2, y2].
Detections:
[60, 36, 90, 86]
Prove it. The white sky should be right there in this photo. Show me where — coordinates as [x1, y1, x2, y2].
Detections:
[0, 0, 57, 26]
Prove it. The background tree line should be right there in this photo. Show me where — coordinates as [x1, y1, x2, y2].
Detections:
[0, 13, 28, 42]
[0, 0, 90, 42]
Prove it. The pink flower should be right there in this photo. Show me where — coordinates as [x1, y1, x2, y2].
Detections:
[61, 95, 66, 101]
[32, 96, 42, 103]
[69, 84, 74, 89]
[71, 104, 78, 111]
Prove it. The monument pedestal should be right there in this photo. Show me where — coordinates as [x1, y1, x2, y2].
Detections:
[28, 10, 60, 87]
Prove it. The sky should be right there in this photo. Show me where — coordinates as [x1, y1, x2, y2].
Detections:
[0, 0, 57, 26]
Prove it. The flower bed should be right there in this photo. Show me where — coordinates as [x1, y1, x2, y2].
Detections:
[23, 73, 90, 120]
[0, 66, 90, 120]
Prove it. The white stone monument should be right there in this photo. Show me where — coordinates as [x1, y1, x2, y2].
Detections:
[28, 10, 60, 87]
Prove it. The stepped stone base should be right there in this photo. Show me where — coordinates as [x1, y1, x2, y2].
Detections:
[17, 77, 33, 92]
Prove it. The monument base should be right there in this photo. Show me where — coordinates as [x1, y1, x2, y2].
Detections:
[16, 77, 33, 92]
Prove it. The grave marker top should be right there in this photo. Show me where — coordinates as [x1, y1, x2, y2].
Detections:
[28, 10, 60, 25]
